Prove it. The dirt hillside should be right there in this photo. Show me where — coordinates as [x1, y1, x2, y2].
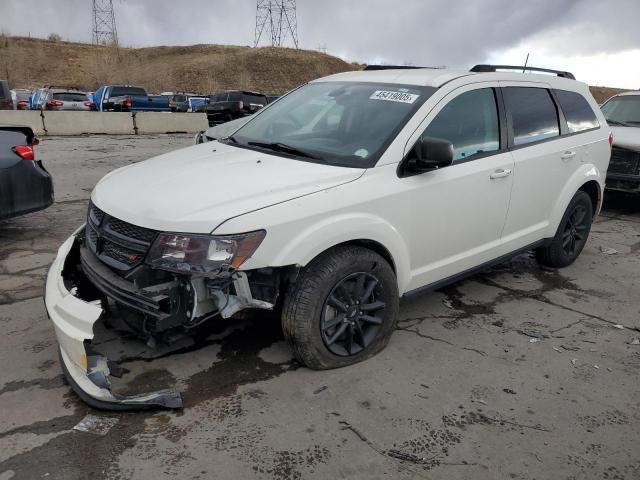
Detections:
[0, 35, 358, 94]
[0, 35, 630, 101]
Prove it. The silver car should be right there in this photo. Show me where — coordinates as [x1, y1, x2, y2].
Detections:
[44, 89, 91, 111]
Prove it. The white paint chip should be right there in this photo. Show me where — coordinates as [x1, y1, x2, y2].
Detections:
[73, 414, 119, 436]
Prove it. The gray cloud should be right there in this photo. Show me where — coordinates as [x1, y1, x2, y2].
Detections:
[1, 0, 639, 68]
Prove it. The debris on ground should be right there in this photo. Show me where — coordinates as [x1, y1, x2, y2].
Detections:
[73, 414, 119, 436]
[629, 338, 640, 345]
[571, 358, 578, 367]
[519, 329, 547, 339]
[443, 299, 454, 309]
[553, 347, 563, 353]
[612, 324, 625, 330]
[593, 365, 600, 369]
[313, 385, 328, 394]
[561, 344, 580, 352]
[599, 246, 618, 255]
[529, 338, 541, 343]
[503, 388, 517, 395]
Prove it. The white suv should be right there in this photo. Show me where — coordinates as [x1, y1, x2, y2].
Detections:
[45, 64, 611, 409]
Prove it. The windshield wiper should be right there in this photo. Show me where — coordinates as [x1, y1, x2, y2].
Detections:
[225, 135, 238, 143]
[607, 119, 632, 127]
[247, 141, 321, 160]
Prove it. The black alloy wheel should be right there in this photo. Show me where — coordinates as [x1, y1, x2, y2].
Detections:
[562, 203, 589, 256]
[321, 272, 386, 356]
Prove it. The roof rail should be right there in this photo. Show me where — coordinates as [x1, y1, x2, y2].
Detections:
[364, 65, 426, 71]
[470, 64, 576, 80]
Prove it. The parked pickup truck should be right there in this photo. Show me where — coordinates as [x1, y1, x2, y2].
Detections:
[91, 85, 170, 112]
[199, 90, 269, 126]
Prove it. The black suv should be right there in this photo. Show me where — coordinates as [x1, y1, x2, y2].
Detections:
[199, 90, 269, 126]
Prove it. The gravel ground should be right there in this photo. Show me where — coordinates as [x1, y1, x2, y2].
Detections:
[1, 135, 639, 480]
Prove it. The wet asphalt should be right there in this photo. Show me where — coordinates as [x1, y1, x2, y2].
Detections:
[1, 135, 639, 480]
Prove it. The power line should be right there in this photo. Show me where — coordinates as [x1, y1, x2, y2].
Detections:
[254, 0, 299, 49]
[92, 0, 118, 46]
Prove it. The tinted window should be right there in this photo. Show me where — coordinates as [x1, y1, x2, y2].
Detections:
[555, 90, 599, 133]
[243, 94, 267, 106]
[110, 87, 147, 97]
[504, 87, 559, 146]
[172, 95, 186, 102]
[53, 92, 87, 102]
[228, 92, 242, 101]
[421, 88, 500, 162]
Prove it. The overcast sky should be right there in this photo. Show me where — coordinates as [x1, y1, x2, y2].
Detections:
[1, 0, 639, 88]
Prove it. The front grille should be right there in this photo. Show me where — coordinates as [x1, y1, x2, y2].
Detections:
[107, 217, 157, 243]
[609, 147, 640, 175]
[85, 201, 158, 271]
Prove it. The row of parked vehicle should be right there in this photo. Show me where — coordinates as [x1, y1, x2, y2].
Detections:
[0, 80, 279, 126]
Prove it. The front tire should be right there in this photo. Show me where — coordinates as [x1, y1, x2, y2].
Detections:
[281, 245, 399, 370]
[536, 190, 593, 268]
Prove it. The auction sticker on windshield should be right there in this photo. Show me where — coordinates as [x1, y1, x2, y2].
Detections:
[370, 90, 420, 104]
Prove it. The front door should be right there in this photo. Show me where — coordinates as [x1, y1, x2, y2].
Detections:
[399, 84, 515, 291]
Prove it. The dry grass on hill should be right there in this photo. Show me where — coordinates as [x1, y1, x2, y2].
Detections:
[0, 35, 358, 94]
[0, 35, 632, 102]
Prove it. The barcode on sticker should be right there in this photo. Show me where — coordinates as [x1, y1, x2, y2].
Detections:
[370, 90, 419, 104]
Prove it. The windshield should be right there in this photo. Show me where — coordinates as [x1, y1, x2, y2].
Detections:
[601, 96, 640, 126]
[230, 82, 434, 168]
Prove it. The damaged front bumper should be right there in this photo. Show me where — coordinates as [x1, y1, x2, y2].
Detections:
[45, 231, 183, 410]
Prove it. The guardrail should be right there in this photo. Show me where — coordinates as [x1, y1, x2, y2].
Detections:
[0, 111, 208, 136]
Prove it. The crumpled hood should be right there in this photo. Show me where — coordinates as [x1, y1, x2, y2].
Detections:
[611, 126, 640, 151]
[92, 141, 364, 233]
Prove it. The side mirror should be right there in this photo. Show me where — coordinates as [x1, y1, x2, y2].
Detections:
[412, 136, 454, 172]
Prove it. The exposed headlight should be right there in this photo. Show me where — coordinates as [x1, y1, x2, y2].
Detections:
[147, 230, 266, 275]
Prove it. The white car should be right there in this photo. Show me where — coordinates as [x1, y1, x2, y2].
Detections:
[600, 91, 640, 193]
[45, 64, 611, 409]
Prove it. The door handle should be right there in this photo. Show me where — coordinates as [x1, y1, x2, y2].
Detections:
[561, 150, 577, 160]
[490, 168, 512, 179]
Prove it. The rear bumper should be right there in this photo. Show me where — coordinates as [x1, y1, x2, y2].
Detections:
[0, 160, 54, 221]
[45, 231, 182, 410]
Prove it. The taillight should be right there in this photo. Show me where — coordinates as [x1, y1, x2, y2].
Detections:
[238, 101, 244, 109]
[84, 101, 93, 108]
[13, 145, 35, 160]
[125, 96, 132, 107]
[608, 131, 613, 148]
[17, 100, 28, 109]
[47, 99, 64, 107]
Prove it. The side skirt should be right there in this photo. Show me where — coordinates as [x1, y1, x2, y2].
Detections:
[403, 240, 549, 298]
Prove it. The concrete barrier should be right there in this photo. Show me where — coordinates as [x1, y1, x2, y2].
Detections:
[43, 111, 135, 135]
[134, 112, 208, 134]
[0, 111, 46, 135]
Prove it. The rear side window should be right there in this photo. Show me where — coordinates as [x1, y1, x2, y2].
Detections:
[421, 88, 500, 162]
[503, 87, 559, 146]
[243, 94, 267, 106]
[554, 90, 599, 133]
[110, 87, 147, 97]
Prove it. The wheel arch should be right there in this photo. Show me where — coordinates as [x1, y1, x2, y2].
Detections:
[545, 165, 604, 238]
[578, 179, 601, 218]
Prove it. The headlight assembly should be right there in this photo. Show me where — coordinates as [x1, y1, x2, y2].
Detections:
[147, 230, 266, 275]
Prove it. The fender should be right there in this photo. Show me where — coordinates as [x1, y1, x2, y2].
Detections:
[240, 212, 412, 294]
[544, 163, 603, 238]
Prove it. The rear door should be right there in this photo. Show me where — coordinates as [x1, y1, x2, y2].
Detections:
[499, 83, 581, 248]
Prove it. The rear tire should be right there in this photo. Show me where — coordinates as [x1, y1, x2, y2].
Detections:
[281, 245, 399, 370]
[536, 190, 593, 268]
